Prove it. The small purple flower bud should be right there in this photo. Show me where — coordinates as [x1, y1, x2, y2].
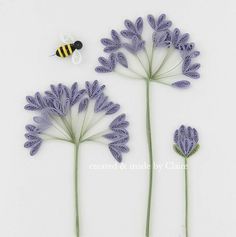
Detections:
[173, 125, 199, 157]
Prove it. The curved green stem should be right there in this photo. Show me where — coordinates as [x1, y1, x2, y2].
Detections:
[81, 129, 109, 142]
[74, 143, 80, 237]
[48, 115, 71, 139]
[42, 133, 73, 143]
[145, 79, 154, 237]
[152, 80, 171, 87]
[184, 158, 189, 237]
[127, 67, 146, 79]
[81, 114, 105, 138]
[155, 60, 183, 77]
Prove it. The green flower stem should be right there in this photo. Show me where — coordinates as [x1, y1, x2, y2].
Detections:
[48, 115, 71, 139]
[63, 117, 75, 139]
[59, 117, 73, 138]
[145, 78, 154, 237]
[42, 133, 73, 143]
[81, 129, 109, 142]
[152, 48, 174, 78]
[155, 59, 183, 77]
[81, 114, 105, 138]
[79, 106, 90, 138]
[149, 44, 155, 75]
[152, 80, 171, 87]
[135, 55, 149, 76]
[74, 143, 80, 237]
[126, 67, 146, 78]
[184, 158, 189, 237]
[144, 48, 151, 77]
[153, 73, 182, 80]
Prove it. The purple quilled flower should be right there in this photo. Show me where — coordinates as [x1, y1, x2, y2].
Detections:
[96, 13, 201, 86]
[174, 125, 199, 157]
[24, 81, 129, 161]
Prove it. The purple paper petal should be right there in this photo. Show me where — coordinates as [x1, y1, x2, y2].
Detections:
[98, 57, 111, 68]
[116, 52, 128, 68]
[78, 98, 89, 112]
[95, 66, 112, 73]
[186, 63, 200, 72]
[109, 145, 122, 162]
[172, 28, 180, 46]
[157, 14, 166, 25]
[124, 19, 136, 33]
[156, 21, 172, 31]
[178, 33, 190, 45]
[120, 30, 136, 39]
[30, 140, 42, 156]
[182, 57, 191, 72]
[111, 30, 121, 44]
[135, 17, 143, 34]
[109, 53, 117, 70]
[147, 14, 156, 30]
[101, 38, 115, 46]
[106, 104, 120, 115]
[104, 45, 120, 53]
[172, 80, 191, 88]
[184, 71, 200, 79]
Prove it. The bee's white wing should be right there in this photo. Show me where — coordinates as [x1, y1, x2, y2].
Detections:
[72, 50, 82, 64]
[60, 34, 75, 44]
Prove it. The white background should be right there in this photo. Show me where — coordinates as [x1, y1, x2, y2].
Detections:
[0, 0, 236, 236]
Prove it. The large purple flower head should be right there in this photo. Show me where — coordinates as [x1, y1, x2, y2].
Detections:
[95, 13, 201, 88]
[173, 125, 200, 158]
[24, 81, 129, 162]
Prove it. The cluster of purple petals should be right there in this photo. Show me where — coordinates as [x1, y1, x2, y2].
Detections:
[174, 125, 199, 157]
[95, 13, 201, 87]
[103, 114, 129, 162]
[24, 81, 129, 161]
[24, 125, 43, 156]
[182, 57, 200, 79]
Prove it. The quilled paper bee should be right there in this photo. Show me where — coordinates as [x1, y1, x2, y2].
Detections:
[52, 35, 83, 64]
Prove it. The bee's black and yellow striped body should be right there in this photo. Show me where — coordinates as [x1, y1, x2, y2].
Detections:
[56, 44, 74, 58]
[55, 41, 83, 58]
